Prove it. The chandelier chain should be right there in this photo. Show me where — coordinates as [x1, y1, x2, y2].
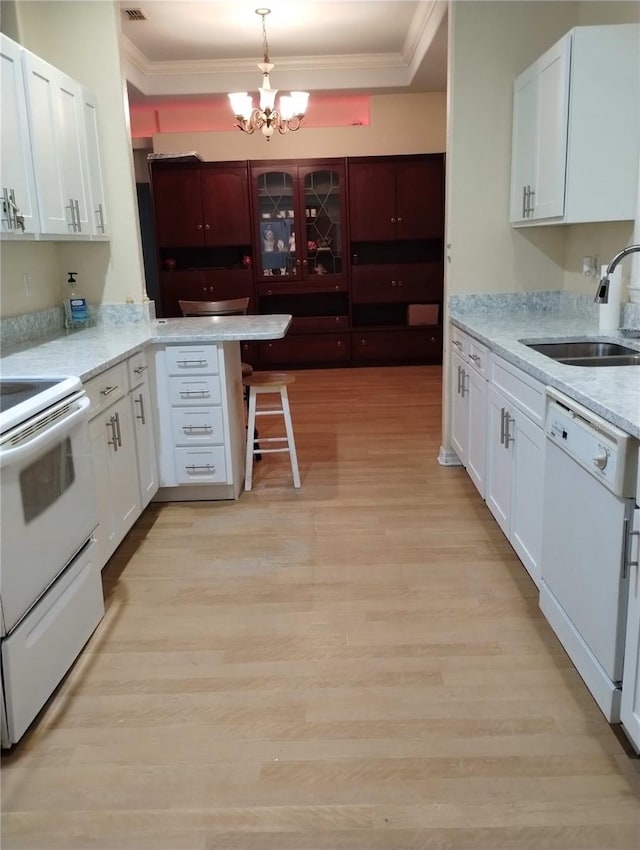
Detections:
[261, 13, 271, 64]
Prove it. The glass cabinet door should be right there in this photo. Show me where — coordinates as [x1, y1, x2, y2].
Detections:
[302, 168, 344, 281]
[255, 169, 299, 280]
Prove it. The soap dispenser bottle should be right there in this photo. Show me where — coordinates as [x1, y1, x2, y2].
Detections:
[64, 272, 88, 329]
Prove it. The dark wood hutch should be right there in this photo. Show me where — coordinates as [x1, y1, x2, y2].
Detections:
[149, 153, 445, 368]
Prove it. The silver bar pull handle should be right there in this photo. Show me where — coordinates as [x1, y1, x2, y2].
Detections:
[456, 365, 462, 395]
[504, 413, 515, 448]
[67, 198, 77, 231]
[622, 518, 639, 580]
[183, 425, 213, 434]
[96, 203, 105, 233]
[176, 359, 207, 368]
[133, 364, 148, 375]
[186, 464, 216, 474]
[114, 410, 122, 447]
[451, 339, 462, 349]
[527, 188, 535, 217]
[2, 187, 12, 229]
[180, 390, 209, 399]
[500, 407, 506, 445]
[460, 368, 468, 398]
[134, 392, 146, 425]
[107, 415, 118, 451]
[74, 199, 82, 232]
[100, 384, 119, 397]
[522, 186, 527, 219]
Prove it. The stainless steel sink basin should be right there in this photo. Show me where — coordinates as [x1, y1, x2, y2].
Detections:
[522, 340, 640, 366]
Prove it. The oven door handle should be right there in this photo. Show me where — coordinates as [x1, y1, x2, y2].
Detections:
[0, 395, 90, 467]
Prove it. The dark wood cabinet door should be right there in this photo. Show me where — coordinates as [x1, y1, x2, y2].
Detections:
[298, 163, 347, 283]
[348, 161, 396, 241]
[200, 167, 250, 246]
[396, 158, 445, 240]
[352, 262, 442, 303]
[152, 169, 204, 247]
[259, 334, 350, 366]
[160, 269, 253, 316]
[352, 329, 442, 363]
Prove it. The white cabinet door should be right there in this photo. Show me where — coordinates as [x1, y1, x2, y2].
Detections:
[130, 378, 158, 508]
[82, 88, 109, 238]
[621, 502, 640, 754]
[89, 396, 141, 569]
[0, 35, 39, 237]
[23, 51, 91, 238]
[466, 366, 487, 498]
[509, 407, 544, 585]
[485, 384, 512, 538]
[509, 63, 538, 223]
[533, 35, 570, 220]
[450, 348, 468, 466]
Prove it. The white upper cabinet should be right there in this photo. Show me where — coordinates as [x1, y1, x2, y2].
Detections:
[1, 34, 109, 242]
[0, 34, 39, 238]
[510, 24, 640, 226]
[82, 88, 109, 239]
[23, 51, 91, 238]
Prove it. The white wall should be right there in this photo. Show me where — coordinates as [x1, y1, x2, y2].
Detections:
[151, 93, 447, 160]
[0, 0, 146, 318]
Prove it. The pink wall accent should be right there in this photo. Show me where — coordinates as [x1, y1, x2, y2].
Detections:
[129, 94, 370, 138]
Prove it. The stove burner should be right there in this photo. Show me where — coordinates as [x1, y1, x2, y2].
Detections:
[0, 379, 60, 413]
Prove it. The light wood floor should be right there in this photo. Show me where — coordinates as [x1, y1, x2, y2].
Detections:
[2, 366, 639, 849]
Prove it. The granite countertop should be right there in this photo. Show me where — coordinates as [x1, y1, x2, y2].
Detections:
[0, 314, 292, 383]
[448, 306, 640, 438]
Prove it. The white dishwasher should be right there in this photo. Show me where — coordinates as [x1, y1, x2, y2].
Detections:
[539, 388, 638, 722]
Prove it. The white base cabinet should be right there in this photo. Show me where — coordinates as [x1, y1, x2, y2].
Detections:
[621, 454, 640, 753]
[485, 355, 545, 587]
[86, 353, 159, 570]
[449, 327, 489, 497]
[153, 342, 246, 501]
[510, 23, 639, 226]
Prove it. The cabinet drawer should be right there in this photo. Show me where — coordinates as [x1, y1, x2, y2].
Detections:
[259, 334, 350, 366]
[467, 337, 490, 378]
[168, 375, 222, 406]
[171, 407, 225, 446]
[290, 316, 349, 332]
[165, 345, 219, 375]
[450, 327, 470, 356]
[353, 329, 442, 363]
[85, 361, 128, 418]
[127, 350, 149, 388]
[490, 355, 545, 426]
[352, 264, 442, 303]
[174, 446, 227, 484]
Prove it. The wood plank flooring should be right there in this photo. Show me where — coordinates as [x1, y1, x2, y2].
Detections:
[2, 365, 639, 849]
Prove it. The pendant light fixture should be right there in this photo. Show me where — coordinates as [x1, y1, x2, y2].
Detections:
[228, 8, 310, 140]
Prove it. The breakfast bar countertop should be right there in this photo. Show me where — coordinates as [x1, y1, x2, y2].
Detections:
[0, 314, 292, 383]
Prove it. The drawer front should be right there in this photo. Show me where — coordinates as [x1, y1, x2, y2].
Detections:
[85, 361, 128, 417]
[352, 264, 442, 303]
[353, 329, 442, 363]
[174, 446, 227, 484]
[259, 334, 350, 366]
[289, 316, 349, 332]
[165, 345, 219, 375]
[171, 407, 225, 446]
[450, 326, 469, 357]
[168, 375, 222, 406]
[127, 350, 149, 388]
[490, 356, 545, 426]
[467, 337, 490, 378]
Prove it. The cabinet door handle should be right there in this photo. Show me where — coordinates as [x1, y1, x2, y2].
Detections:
[114, 410, 123, 447]
[522, 186, 527, 219]
[106, 415, 118, 451]
[500, 407, 506, 445]
[527, 188, 535, 217]
[504, 413, 515, 448]
[452, 339, 462, 349]
[74, 199, 82, 232]
[176, 359, 207, 368]
[67, 198, 77, 232]
[205, 224, 211, 230]
[398, 280, 403, 287]
[456, 365, 462, 395]
[196, 224, 203, 230]
[391, 280, 397, 287]
[623, 519, 639, 579]
[468, 353, 480, 363]
[460, 368, 468, 398]
[397, 216, 403, 223]
[390, 217, 396, 224]
[186, 464, 216, 474]
[134, 392, 146, 425]
[182, 425, 212, 434]
[95, 203, 105, 233]
[133, 364, 147, 375]
[100, 384, 119, 397]
[179, 389, 209, 399]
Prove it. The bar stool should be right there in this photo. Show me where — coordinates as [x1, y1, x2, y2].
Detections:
[243, 372, 301, 490]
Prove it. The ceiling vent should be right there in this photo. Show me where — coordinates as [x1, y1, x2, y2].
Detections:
[122, 8, 147, 22]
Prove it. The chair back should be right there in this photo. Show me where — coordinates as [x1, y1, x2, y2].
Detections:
[179, 297, 249, 317]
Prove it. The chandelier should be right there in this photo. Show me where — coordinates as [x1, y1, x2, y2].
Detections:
[228, 8, 309, 140]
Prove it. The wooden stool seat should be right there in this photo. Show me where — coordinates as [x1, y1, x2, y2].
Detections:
[243, 371, 300, 490]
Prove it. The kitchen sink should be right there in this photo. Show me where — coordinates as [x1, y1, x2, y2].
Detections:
[522, 340, 640, 366]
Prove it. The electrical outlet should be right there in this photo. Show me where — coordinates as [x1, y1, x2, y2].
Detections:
[582, 256, 598, 277]
[23, 273, 31, 295]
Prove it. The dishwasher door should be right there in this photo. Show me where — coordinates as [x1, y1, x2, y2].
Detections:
[540, 437, 632, 721]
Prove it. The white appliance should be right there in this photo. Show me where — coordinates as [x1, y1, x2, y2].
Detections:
[0, 376, 104, 747]
[540, 387, 638, 722]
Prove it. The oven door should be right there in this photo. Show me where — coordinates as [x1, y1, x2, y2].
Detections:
[0, 392, 98, 633]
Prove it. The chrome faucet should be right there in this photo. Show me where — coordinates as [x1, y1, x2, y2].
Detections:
[594, 244, 640, 303]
